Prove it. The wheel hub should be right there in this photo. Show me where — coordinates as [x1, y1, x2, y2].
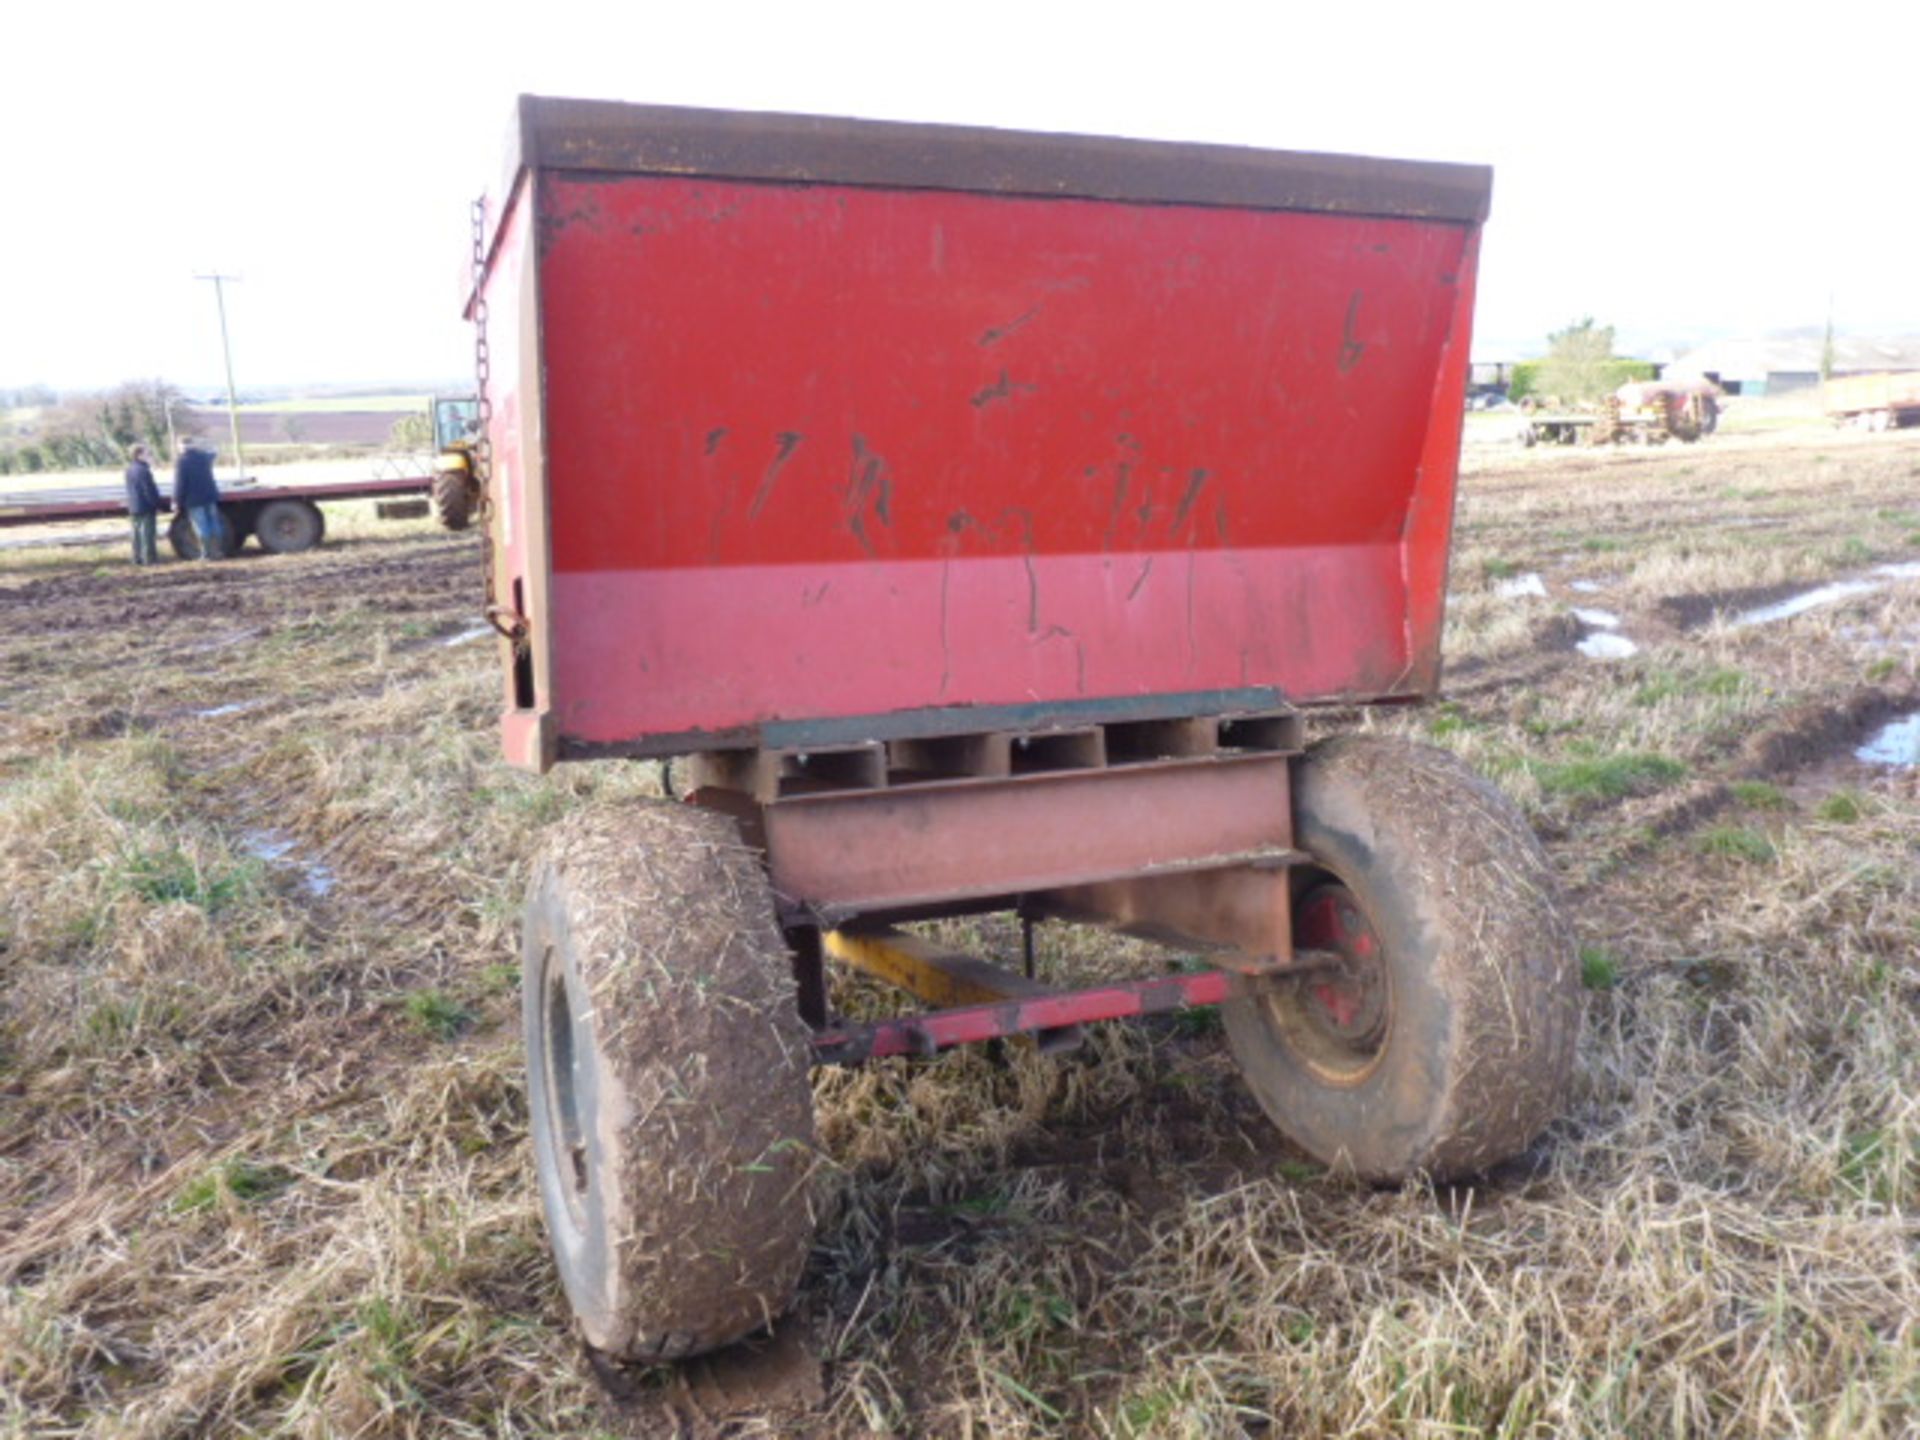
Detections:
[1253, 880, 1393, 1083]
[1295, 885, 1388, 1044]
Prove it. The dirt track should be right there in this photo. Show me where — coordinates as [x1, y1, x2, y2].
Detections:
[4, 428, 1920, 1437]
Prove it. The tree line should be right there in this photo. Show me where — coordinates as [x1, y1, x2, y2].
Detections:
[0, 380, 186, 475]
[1505, 319, 1656, 405]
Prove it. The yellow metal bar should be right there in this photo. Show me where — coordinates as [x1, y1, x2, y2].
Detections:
[824, 927, 1049, 1007]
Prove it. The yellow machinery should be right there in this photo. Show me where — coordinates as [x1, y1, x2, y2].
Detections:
[430, 396, 481, 530]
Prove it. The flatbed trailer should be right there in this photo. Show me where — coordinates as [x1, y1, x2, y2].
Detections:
[1826, 371, 1920, 431]
[1521, 395, 1709, 447]
[0, 471, 435, 556]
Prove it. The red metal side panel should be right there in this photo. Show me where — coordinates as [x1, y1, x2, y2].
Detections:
[1402, 229, 1477, 693]
[475, 178, 553, 767]
[530, 174, 1475, 750]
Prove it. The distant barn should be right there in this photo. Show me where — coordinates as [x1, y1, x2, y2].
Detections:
[1665, 334, 1920, 397]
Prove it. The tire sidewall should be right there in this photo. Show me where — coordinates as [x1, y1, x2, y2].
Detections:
[167, 510, 237, 560]
[432, 472, 474, 532]
[520, 806, 820, 1361]
[523, 865, 622, 1346]
[1224, 736, 1578, 1181]
[1225, 769, 1460, 1178]
[257, 499, 324, 554]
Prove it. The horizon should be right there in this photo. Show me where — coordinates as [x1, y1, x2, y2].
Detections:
[5, 4, 1917, 393]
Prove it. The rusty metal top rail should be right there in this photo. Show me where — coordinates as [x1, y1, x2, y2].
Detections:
[504, 95, 1492, 227]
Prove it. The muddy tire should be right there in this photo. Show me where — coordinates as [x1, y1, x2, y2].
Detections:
[1224, 735, 1578, 1182]
[254, 498, 325, 554]
[431, 471, 476, 531]
[167, 509, 238, 560]
[523, 802, 817, 1362]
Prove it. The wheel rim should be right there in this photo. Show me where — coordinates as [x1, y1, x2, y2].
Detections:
[1262, 881, 1392, 1083]
[539, 950, 591, 1233]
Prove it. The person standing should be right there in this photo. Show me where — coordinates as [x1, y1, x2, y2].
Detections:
[173, 437, 224, 560]
[123, 443, 162, 566]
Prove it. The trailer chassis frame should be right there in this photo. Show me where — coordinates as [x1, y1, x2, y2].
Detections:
[685, 707, 1322, 1063]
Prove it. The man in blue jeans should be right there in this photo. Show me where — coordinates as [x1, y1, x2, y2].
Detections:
[123, 443, 162, 565]
[173, 437, 224, 559]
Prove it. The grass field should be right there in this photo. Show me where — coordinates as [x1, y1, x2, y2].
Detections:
[3, 428, 1919, 1437]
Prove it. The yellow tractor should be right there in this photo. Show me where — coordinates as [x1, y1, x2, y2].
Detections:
[430, 396, 483, 530]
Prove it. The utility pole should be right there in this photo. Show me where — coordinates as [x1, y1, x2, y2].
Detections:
[194, 273, 246, 479]
[1820, 290, 1836, 383]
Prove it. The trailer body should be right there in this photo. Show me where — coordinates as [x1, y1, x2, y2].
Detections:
[476, 98, 1487, 771]
[1826, 371, 1920, 430]
[484, 101, 1585, 1365]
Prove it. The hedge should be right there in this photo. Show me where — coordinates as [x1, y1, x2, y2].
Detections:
[1508, 358, 1657, 404]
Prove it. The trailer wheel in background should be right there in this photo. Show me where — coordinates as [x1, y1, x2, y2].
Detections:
[1224, 735, 1579, 1182]
[167, 510, 239, 560]
[253, 499, 326, 554]
[431, 472, 476, 531]
[523, 802, 817, 1362]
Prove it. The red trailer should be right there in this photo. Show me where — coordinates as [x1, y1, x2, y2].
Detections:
[471, 97, 1576, 1362]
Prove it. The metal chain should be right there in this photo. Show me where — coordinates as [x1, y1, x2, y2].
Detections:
[469, 197, 493, 507]
[470, 196, 527, 647]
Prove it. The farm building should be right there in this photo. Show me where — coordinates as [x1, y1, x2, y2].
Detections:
[1666, 333, 1920, 397]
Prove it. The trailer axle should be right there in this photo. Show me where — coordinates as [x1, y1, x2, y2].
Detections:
[809, 968, 1240, 1064]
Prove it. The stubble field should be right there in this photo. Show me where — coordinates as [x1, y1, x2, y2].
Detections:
[3, 425, 1918, 1438]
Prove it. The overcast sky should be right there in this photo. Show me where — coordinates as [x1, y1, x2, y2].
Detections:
[5, 2, 1916, 393]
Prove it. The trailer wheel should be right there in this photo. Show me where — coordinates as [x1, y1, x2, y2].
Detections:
[1224, 736, 1578, 1182]
[431, 471, 476, 531]
[523, 802, 817, 1363]
[254, 498, 326, 554]
[167, 510, 238, 560]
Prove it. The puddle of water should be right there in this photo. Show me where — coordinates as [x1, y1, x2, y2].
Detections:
[442, 624, 494, 648]
[241, 828, 337, 898]
[1571, 607, 1622, 629]
[194, 699, 264, 719]
[1577, 632, 1640, 660]
[243, 832, 295, 863]
[1856, 712, 1920, 768]
[1733, 562, 1920, 628]
[1734, 579, 1885, 627]
[1496, 573, 1548, 600]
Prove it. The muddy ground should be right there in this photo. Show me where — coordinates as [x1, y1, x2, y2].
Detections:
[3, 427, 1918, 1437]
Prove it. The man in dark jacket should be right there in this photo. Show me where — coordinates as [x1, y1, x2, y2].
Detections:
[123, 444, 162, 565]
[173, 438, 224, 559]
